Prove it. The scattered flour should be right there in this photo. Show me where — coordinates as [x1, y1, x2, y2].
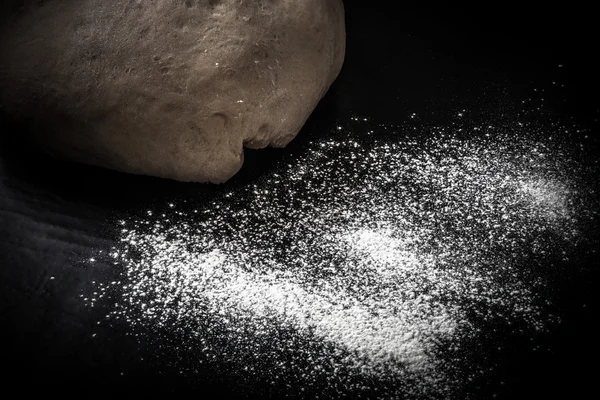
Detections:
[86, 118, 590, 398]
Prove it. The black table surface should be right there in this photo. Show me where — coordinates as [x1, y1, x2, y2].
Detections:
[1, 3, 598, 398]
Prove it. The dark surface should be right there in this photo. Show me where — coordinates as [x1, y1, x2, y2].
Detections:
[1, 3, 599, 398]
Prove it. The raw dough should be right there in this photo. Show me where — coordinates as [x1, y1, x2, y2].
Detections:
[0, 0, 345, 182]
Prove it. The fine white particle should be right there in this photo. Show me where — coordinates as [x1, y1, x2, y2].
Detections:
[85, 117, 593, 398]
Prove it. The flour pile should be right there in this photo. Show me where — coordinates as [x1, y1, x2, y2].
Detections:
[86, 118, 591, 398]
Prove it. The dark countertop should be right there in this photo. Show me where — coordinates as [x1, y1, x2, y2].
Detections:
[1, 3, 598, 398]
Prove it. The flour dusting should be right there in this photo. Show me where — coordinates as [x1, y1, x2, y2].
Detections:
[86, 118, 592, 398]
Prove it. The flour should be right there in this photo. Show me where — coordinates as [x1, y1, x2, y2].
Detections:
[86, 118, 590, 398]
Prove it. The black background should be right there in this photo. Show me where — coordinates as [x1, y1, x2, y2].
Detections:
[1, 2, 598, 398]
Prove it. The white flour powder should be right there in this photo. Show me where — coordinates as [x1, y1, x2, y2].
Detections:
[86, 118, 592, 398]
